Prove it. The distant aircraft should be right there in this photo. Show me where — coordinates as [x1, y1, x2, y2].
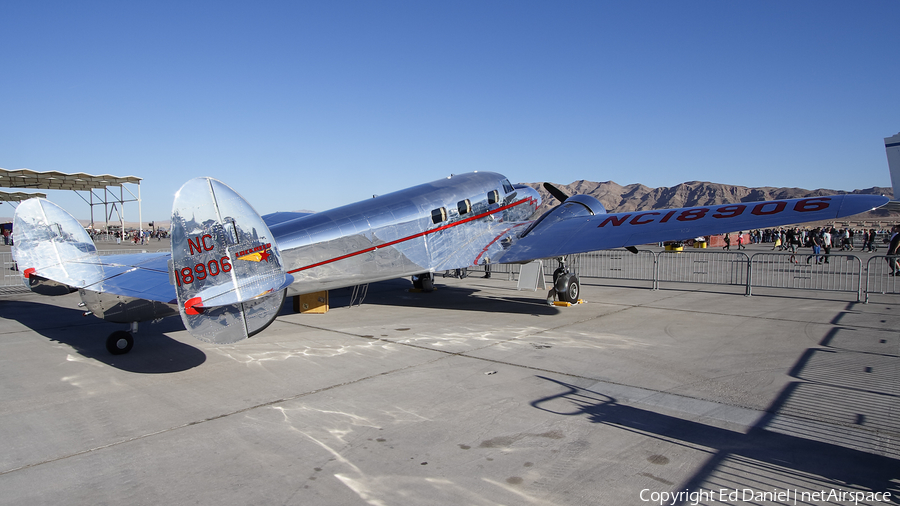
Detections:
[12, 171, 887, 354]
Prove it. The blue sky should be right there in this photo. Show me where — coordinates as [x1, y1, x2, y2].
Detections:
[2, 1, 899, 222]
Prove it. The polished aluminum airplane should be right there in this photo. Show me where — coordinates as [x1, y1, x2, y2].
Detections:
[12, 171, 888, 354]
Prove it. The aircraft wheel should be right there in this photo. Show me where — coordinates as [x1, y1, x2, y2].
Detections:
[557, 274, 580, 304]
[422, 274, 434, 292]
[106, 330, 134, 355]
[412, 276, 424, 290]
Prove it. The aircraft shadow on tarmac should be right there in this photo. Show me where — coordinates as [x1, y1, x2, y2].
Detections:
[325, 278, 561, 315]
[530, 321, 900, 504]
[0, 298, 206, 373]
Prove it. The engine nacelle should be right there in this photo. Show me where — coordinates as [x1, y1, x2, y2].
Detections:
[520, 194, 606, 238]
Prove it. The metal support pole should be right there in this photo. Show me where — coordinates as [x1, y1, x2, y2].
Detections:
[652, 252, 660, 290]
[745, 256, 753, 296]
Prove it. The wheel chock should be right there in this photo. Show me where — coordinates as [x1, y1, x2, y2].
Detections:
[552, 299, 586, 307]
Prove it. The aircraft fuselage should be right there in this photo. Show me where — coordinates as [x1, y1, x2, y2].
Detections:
[267, 172, 541, 294]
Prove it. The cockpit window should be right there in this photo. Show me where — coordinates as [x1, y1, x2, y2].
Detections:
[502, 179, 515, 194]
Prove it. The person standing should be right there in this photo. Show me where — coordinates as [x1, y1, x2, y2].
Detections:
[787, 228, 800, 263]
[723, 233, 731, 250]
[807, 230, 823, 264]
[887, 226, 900, 275]
[737, 232, 745, 250]
[822, 228, 832, 264]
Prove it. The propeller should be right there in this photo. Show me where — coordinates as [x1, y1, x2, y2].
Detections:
[543, 182, 569, 203]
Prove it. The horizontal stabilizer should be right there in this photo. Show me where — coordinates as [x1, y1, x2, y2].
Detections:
[171, 178, 292, 344]
[12, 198, 103, 292]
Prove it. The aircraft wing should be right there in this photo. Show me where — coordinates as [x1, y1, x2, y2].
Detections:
[496, 195, 889, 263]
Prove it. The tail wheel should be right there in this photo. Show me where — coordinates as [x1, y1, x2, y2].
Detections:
[412, 273, 434, 292]
[106, 330, 134, 355]
[557, 274, 580, 304]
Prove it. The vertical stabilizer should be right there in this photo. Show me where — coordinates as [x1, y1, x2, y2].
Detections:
[171, 177, 292, 344]
[884, 132, 900, 200]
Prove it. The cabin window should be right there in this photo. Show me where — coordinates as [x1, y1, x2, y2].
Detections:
[431, 207, 447, 224]
[457, 199, 472, 216]
[487, 190, 500, 205]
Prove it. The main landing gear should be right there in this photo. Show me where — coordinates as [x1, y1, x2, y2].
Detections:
[548, 258, 580, 305]
[411, 272, 434, 292]
[105, 322, 138, 355]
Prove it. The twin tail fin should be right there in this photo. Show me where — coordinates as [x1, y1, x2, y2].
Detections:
[171, 178, 293, 344]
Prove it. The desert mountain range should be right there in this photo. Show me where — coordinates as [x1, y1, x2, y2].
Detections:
[522, 180, 895, 222]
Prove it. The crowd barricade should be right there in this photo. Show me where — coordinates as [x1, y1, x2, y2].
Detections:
[747, 253, 863, 301]
[864, 255, 900, 303]
[569, 250, 656, 283]
[471, 249, 898, 303]
[656, 250, 749, 291]
[0, 251, 20, 288]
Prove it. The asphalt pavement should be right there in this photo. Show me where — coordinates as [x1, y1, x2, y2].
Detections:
[0, 269, 897, 505]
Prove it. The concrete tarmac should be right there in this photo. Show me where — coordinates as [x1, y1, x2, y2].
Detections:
[0, 273, 897, 505]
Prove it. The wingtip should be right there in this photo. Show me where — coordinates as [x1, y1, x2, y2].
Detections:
[836, 194, 892, 218]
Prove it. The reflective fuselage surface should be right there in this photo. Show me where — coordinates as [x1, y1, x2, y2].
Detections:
[267, 172, 541, 294]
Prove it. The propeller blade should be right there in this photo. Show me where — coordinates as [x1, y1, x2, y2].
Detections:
[543, 182, 569, 203]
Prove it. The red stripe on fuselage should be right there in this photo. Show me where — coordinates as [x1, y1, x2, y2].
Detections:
[473, 222, 528, 266]
[286, 197, 534, 274]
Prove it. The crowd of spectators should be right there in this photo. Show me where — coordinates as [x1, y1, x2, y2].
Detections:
[748, 227, 891, 252]
[87, 228, 168, 244]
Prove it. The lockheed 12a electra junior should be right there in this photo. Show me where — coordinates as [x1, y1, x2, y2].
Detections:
[12, 171, 888, 354]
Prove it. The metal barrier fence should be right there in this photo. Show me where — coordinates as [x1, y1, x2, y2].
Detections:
[748, 253, 863, 299]
[2, 247, 899, 302]
[471, 250, 655, 284]
[0, 252, 19, 288]
[576, 250, 656, 283]
[469, 250, 900, 302]
[864, 255, 900, 303]
[656, 251, 748, 290]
